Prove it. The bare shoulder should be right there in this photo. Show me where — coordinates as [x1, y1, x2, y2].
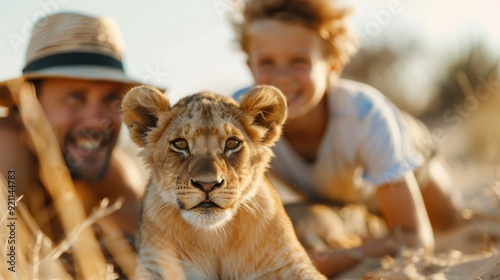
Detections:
[107, 148, 146, 196]
[0, 114, 35, 193]
[0, 113, 24, 154]
[88, 148, 146, 234]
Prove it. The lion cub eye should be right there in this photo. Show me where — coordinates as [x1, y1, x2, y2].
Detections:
[171, 138, 189, 151]
[225, 138, 241, 150]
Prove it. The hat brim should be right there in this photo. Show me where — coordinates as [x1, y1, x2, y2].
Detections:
[0, 65, 153, 108]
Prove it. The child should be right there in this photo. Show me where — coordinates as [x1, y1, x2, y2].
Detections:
[233, 0, 463, 276]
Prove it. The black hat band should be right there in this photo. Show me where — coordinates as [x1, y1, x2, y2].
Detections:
[23, 52, 124, 73]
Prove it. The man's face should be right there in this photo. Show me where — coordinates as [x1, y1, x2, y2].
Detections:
[37, 78, 127, 182]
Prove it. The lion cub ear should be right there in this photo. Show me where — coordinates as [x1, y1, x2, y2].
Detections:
[239, 85, 287, 146]
[121, 85, 170, 147]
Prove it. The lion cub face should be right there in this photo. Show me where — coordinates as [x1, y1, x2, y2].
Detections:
[121, 86, 287, 230]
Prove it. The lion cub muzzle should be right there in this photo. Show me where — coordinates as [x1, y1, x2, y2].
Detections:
[188, 155, 226, 208]
[190, 179, 225, 208]
[190, 179, 225, 194]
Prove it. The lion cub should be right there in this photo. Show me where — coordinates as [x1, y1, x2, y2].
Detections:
[121, 85, 326, 279]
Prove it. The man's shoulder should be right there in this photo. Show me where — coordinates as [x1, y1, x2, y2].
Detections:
[106, 148, 146, 195]
[0, 115, 28, 158]
[0, 112, 22, 130]
[0, 114, 37, 194]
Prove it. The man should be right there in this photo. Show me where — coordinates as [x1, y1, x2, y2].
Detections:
[0, 12, 147, 277]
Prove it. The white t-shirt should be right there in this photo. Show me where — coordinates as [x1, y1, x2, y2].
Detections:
[270, 79, 424, 206]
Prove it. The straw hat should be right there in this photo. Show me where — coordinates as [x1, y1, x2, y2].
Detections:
[0, 12, 142, 107]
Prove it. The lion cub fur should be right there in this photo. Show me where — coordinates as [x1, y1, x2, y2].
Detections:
[121, 85, 326, 279]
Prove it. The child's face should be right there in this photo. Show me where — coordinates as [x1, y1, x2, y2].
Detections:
[247, 19, 335, 119]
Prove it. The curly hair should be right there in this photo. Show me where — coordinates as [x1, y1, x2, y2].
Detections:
[234, 0, 358, 66]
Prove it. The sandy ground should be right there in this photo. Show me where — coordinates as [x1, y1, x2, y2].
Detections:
[335, 218, 500, 279]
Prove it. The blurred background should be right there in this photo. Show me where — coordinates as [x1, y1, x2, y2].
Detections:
[1, 0, 500, 211]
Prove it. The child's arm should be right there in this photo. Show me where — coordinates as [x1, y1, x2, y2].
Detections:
[311, 172, 434, 277]
[375, 172, 434, 251]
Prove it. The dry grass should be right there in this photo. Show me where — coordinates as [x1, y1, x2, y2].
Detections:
[0, 178, 127, 279]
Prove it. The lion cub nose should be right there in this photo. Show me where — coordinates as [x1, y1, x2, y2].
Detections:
[191, 179, 224, 193]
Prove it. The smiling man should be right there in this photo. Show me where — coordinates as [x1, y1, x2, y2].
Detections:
[0, 12, 145, 256]
[35, 78, 125, 182]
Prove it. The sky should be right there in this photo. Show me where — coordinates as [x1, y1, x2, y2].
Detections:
[1, 0, 499, 103]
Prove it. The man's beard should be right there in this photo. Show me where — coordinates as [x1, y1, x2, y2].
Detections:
[62, 128, 117, 183]
[64, 148, 113, 182]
